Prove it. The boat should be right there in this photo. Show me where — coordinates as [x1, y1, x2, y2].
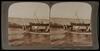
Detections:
[67, 7, 91, 33]
[22, 8, 50, 34]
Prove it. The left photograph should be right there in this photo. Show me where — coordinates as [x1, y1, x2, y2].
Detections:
[8, 2, 50, 47]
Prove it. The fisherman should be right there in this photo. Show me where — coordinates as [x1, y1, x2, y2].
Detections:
[86, 25, 91, 32]
[63, 25, 67, 30]
[45, 26, 50, 32]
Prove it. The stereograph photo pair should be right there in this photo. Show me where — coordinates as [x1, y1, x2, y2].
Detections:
[1, 1, 99, 50]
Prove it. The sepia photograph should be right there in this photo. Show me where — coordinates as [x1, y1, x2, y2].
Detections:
[8, 2, 50, 47]
[50, 2, 92, 47]
[1, 1, 99, 50]
[8, 2, 92, 47]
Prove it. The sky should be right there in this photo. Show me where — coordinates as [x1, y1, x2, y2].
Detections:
[8, 2, 49, 19]
[8, 2, 92, 20]
[51, 2, 92, 20]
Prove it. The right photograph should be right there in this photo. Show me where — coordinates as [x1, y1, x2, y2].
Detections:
[50, 2, 92, 47]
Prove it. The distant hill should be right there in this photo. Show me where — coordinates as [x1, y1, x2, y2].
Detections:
[8, 17, 49, 25]
[50, 17, 90, 25]
[8, 17, 90, 25]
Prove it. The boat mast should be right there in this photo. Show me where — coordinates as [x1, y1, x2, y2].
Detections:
[75, 6, 84, 24]
[75, 7, 81, 23]
[33, 7, 40, 23]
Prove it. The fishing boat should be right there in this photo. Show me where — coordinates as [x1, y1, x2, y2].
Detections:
[66, 8, 92, 45]
[67, 8, 91, 33]
[22, 8, 50, 35]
